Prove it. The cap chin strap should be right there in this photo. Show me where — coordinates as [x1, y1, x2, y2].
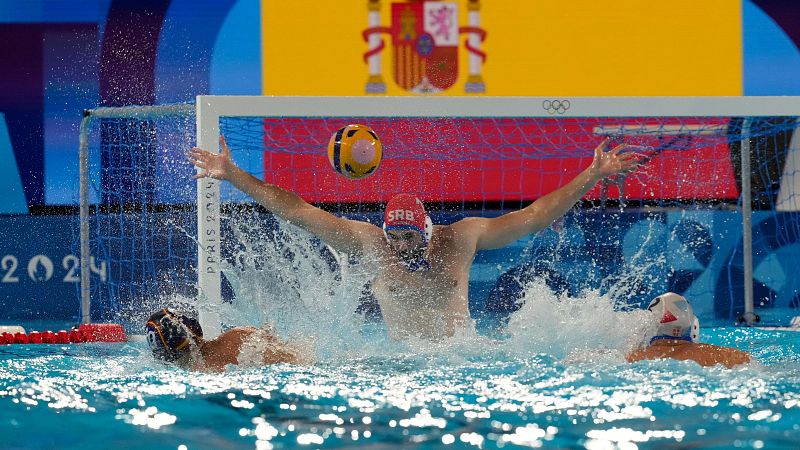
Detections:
[650, 335, 693, 345]
[404, 256, 431, 272]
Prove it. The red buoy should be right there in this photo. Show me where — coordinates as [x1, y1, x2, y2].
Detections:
[41, 331, 56, 344]
[69, 328, 84, 343]
[28, 331, 42, 344]
[78, 323, 127, 342]
[56, 330, 69, 344]
[0, 324, 126, 345]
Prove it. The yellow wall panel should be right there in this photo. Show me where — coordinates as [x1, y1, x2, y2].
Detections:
[261, 0, 367, 95]
[261, 0, 742, 96]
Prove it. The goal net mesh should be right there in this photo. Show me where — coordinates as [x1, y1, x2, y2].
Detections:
[80, 109, 800, 326]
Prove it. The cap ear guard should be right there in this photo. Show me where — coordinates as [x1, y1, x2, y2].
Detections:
[145, 321, 176, 362]
[145, 309, 202, 362]
[691, 316, 700, 342]
[423, 216, 433, 243]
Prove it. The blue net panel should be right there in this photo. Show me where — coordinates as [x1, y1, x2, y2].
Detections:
[81, 114, 198, 324]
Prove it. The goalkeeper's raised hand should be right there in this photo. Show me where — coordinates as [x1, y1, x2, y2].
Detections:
[187, 135, 237, 180]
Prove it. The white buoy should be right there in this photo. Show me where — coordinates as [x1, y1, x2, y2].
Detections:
[0, 325, 26, 334]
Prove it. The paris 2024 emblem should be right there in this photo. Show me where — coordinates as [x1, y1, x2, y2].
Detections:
[363, 0, 487, 94]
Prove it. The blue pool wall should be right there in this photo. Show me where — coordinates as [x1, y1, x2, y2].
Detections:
[2, 207, 798, 327]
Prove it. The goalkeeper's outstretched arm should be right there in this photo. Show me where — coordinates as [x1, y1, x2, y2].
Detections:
[465, 138, 641, 250]
[188, 136, 378, 255]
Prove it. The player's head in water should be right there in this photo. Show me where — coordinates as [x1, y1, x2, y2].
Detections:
[628, 292, 750, 368]
[383, 194, 433, 271]
[646, 292, 700, 344]
[145, 308, 203, 366]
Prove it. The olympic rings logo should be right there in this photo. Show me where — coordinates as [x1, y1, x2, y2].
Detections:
[542, 99, 571, 115]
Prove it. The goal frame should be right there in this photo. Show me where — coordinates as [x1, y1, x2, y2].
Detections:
[81, 96, 800, 330]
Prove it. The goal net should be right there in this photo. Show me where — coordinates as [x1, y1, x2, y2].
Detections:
[77, 104, 197, 324]
[78, 96, 800, 332]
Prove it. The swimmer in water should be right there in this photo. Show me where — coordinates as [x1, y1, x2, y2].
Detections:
[188, 136, 640, 341]
[626, 293, 751, 369]
[145, 309, 309, 371]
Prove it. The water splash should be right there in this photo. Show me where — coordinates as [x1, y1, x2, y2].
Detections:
[201, 214, 374, 361]
[504, 280, 654, 360]
[195, 213, 667, 365]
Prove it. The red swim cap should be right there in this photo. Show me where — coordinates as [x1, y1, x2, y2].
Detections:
[383, 194, 432, 242]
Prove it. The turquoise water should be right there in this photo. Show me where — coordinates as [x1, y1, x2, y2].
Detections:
[4, 225, 799, 449]
[1, 326, 799, 449]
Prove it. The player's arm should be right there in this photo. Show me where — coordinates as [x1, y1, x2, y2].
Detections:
[457, 138, 640, 250]
[188, 136, 376, 255]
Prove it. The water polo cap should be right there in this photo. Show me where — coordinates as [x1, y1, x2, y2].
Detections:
[145, 309, 203, 362]
[382, 194, 433, 244]
[647, 292, 700, 344]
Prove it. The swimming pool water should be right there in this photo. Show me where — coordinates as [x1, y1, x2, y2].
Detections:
[0, 327, 799, 449]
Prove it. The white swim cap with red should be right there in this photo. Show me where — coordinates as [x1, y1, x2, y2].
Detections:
[383, 194, 433, 244]
[647, 292, 700, 343]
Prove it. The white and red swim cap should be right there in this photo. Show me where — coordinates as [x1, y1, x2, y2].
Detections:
[383, 194, 433, 244]
[647, 292, 700, 343]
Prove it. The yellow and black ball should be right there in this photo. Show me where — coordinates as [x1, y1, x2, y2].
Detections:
[327, 124, 382, 179]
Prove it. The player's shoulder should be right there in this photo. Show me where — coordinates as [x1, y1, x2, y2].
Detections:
[340, 219, 384, 252]
[350, 218, 384, 237]
[431, 218, 474, 238]
[448, 216, 488, 232]
[705, 342, 750, 357]
[692, 342, 743, 354]
[689, 343, 751, 366]
[219, 327, 257, 342]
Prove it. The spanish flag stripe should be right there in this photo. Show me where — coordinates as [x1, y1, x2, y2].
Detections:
[405, 45, 411, 89]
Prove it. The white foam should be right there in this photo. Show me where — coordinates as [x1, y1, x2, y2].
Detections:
[503, 280, 654, 359]
[198, 216, 373, 361]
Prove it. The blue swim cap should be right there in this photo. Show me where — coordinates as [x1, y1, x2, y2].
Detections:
[145, 309, 203, 362]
